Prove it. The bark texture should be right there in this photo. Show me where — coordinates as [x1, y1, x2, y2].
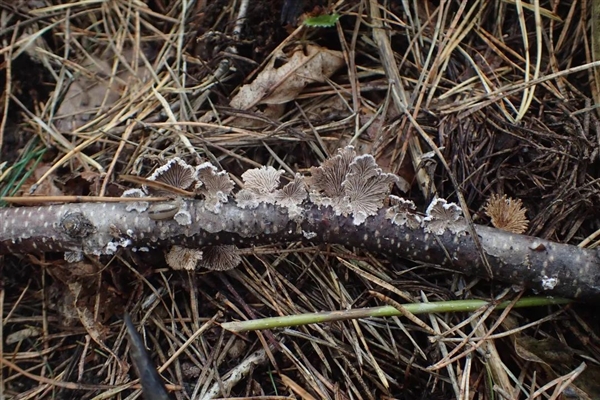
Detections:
[1, 200, 599, 299]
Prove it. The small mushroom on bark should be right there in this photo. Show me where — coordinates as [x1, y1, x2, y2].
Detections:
[241, 166, 284, 195]
[307, 147, 397, 225]
[342, 154, 398, 225]
[197, 245, 242, 271]
[195, 162, 235, 213]
[423, 198, 464, 235]
[484, 194, 529, 234]
[121, 188, 149, 212]
[146, 157, 196, 197]
[385, 195, 421, 229]
[165, 245, 203, 270]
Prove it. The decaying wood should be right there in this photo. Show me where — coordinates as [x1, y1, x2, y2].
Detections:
[1, 148, 599, 299]
[1, 198, 599, 299]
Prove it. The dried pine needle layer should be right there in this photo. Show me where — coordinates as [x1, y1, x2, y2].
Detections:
[2, 0, 600, 399]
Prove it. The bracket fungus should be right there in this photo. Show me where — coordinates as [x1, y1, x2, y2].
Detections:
[484, 194, 529, 234]
[121, 188, 149, 212]
[423, 198, 465, 235]
[2, 146, 600, 299]
[235, 166, 287, 209]
[195, 162, 235, 213]
[165, 246, 203, 271]
[197, 245, 242, 271]
[146, 157, 196, 197]
[343, 154, 399, 225]
[385, 195, 421, 229]
[273, 174, 307, 218]
[174, 210, 192, 226]
[308, 146, 398, 225]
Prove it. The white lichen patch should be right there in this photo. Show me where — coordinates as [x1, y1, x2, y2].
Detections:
[541, 275, 558, 290]
[385, 195, 422, 229]
[122, 188, 149, 212]
[195, 162, 235, 213]
[174, 210, 192, 226]
[166, 245, 203, 270]
[423, 198, 464, 235]
[64, 251, 83, 263]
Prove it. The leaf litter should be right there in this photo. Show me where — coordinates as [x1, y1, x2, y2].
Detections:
[1, 0, 600, 399]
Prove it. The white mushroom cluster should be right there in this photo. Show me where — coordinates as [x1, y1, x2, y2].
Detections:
[307, 146, 399, 225]
[120, 148, 466, 272]
[235, 166, 307, 218]
[122, 157, 240, 271]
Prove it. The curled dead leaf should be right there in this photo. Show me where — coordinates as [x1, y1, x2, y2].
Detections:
[230, 44, 345, 110]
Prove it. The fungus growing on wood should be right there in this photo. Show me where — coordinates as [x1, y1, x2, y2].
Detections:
[343, 154, 399, 225]
[235, 166, 285, 209]
[2, 147, 600, 299]
[308, 146, 356, 200]
[165, 245, 203, 270]
[273, 174, 307, 217]
[241, 166, 284, 195]
[195, 162, 235, 213]
[121, 188, 149, 212]
[385, 195, 421, 229]
[147, 158, 196, 196]
[174, 210, 192, 226]
[235, 189, 260, 209]
[423, 198, 464, 235]
[197, 245, 242, 271]
[308, 147, 397, 225]
[484, 194, 529, 234]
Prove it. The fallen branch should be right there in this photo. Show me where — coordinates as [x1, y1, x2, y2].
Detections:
[1, 147, 599, 299]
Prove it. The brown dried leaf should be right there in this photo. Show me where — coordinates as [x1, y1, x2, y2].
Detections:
[68, 282, 109, 342]
[230, 44, 345, 109]
[23, 164, 64, 199]
[55, 51, 151, 131]
[484, 194, 529, 234]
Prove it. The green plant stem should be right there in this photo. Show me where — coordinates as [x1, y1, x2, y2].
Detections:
[220, 297, 572, 332]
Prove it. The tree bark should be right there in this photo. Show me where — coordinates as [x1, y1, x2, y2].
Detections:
[1, 200, 599, 299]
